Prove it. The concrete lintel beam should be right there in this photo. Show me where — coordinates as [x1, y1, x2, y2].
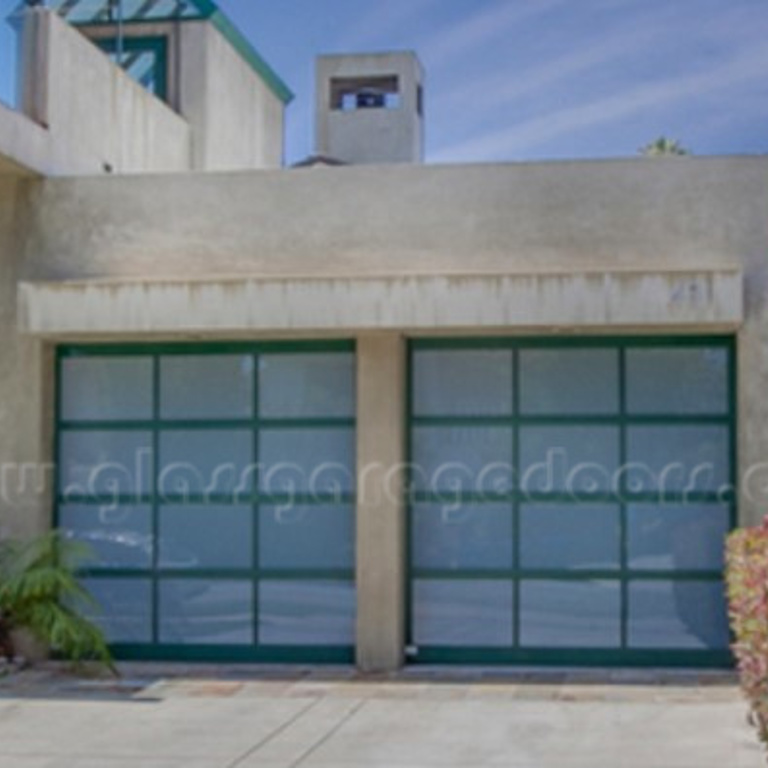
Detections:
[18, 269, 743, 337]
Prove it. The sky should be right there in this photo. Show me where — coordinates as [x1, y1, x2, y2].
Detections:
[2, 0, 768, 165]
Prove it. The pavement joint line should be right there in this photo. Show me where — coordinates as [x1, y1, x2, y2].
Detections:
[224, 696, 324, 768]
[289, 698, 368, 768]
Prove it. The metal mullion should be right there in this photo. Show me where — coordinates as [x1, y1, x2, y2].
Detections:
[151, 354, 161, 645]
[512, 348, 521, 649]
[625, 570, 725, 581]
[53, 352, 63, 529]
[252, 351, 260, 647]
[411, 569, 625, 581]
[412, 490, 623, 504]
[259, 569, 355, 581]
[258, 492, 357, 506]
[149, 420, 254, 431]
[623, 414, 731, 425]
[412, 569, 516, 581]
[257, 417, 356, 430]
[58, 494, 154, 505]
[58, 340, 355, 359]
[59, 421, 159, 431]
[412, 416, 516, 428]
[157, 493, 249, 505]
[77, 568, 152, 579]
[728, 340, 738, 532]
[404, 341, 415, 652]
[618, 347, 629, 650]
[78, 566, 356, 581]
[412, 490, 516, 504]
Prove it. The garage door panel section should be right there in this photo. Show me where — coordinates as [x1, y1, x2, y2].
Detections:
[408, 337, 735, 667]
[56, 342, 356, 663]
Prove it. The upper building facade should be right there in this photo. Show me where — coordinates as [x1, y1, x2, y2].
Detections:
[0, 2, 761, 672]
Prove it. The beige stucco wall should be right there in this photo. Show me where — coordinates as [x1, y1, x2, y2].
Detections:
[0, 158, 768, 669]
[179, 22, 285, 171]
[17, 158, 767, 280]
[316, 52, 424, 164]
[2, 156, 768, 669]
[0, 179, 50, 539]
[13, 156, 768, 530]
[15, 9, 191, 176]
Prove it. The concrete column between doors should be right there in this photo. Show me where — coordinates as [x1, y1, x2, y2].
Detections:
[355, 333, 407, 672]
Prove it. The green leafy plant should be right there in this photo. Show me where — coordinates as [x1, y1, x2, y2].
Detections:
[726, 518, 768, 747]
[0, 531, 114, 671]
[639, 136, 690, 156]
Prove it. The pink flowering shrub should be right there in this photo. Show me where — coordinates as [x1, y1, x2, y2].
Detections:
[726, 518, 768, 747]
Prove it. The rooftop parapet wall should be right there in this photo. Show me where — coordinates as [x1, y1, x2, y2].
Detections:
[0, 8, 191, 176]
[18, 156, 768, 281]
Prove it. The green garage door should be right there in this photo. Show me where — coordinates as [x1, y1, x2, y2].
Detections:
[408, 337, 734, 667]
[55, 342, 356, 663]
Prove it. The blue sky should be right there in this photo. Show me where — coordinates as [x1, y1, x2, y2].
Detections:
[3, 0, 768, 164]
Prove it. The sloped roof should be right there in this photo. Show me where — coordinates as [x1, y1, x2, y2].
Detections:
[40, 0, 293, 104]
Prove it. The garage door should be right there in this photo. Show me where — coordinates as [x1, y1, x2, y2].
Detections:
[408, 337, 734, 666]
[55, 342, 356, 662]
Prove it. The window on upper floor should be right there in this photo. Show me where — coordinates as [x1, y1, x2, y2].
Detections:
[95, 35, 168, 102]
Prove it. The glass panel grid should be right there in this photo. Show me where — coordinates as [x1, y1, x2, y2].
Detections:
[55, 342, 356, 658]
[408, 337, 735, 664]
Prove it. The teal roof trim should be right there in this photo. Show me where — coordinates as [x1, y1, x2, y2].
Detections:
[209, 10, 293, 105]
[44, 0, 293, 105]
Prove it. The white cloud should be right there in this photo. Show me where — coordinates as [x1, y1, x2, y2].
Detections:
[430, 0, 768, 116]
[430, 42, 768, 162]
[420, 0, 571, 69]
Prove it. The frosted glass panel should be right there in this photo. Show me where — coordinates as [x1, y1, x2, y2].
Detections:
[626, 426, 729, 493]
[159, 430, 253, 496]
[412, 350, 513, 416]
[59, 431, 153, 496]
[628, 580, 729, 649]
[519, 426, 619, 493]
[259, 505, 354, 569]
[159, 505, 252, 569]
[628, 503, 730, 571]
[259, 353, 355, 418]
[159, 580, 253, 645]
[520, 349, 618, 414]
[627, 348, 728, 414]
[413, 580, 513, 647]
[61, 357, 153, 421]
[160, 355, 253, 419]
[411, 426, 513, 493]
[412, 502, 513, 570]
[259, 428, 355, 495]
[259, 581, 355, 645]
[80, 578, 152, 643]
[60, 504, 152, 568]
[520, 504, 620, 570]
[520, 580, 621, 648]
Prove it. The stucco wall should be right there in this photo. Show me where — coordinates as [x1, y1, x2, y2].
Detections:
[179, 22, 284, 171]
[0, 179, 49, 539]
[8, 156, 768, 531]
[10, 9, 191, 176]
[316, 53, 424, 164]
[18, 157, 768, 280]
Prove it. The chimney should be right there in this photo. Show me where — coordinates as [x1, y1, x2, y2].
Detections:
[315, 51, 424, 165]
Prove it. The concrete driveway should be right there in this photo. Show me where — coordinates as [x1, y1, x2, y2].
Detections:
[0, 665, 762, 768]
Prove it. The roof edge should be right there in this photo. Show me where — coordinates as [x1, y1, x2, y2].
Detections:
[209, 10, 294, 105]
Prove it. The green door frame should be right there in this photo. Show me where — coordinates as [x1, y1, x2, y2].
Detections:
[405, 335, 737, 668]
[54, 340, 356, 664]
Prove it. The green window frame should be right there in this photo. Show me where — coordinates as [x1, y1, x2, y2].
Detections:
[406, 336, 736, 668]
[95, 36, 169, 102]
[54, 341, 356, 664]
